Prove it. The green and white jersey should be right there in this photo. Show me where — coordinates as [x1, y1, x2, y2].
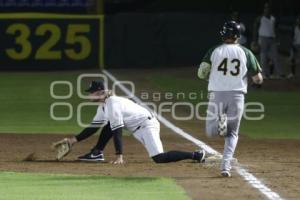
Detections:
[201, 43, 261, 93]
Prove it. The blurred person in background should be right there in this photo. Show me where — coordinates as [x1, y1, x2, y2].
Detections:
[231, 11, 248, 46]
[252, 3, 284, 79]
[288, 15, 300, 79]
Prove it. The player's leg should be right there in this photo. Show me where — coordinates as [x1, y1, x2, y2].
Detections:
[206, 92, 218, 137]
[296, 46, 300, 74]
[294, 45, 300, 75]
[78, 123, 112, 161]
[221, 92, 244, 176]
[269, 39, 283, 77]
[259, 37, 271, 78]
[290, 57, 296, 76]
[152, 150, 205, 163]
[93, 123, 113, 151]
[288, 46, 296, 78]
[133, 118, 164, 157]
[133, 119, 205, 163]
[206, 92, 226, 137]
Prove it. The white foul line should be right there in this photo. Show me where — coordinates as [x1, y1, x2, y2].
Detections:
[103, 69, 284, 200]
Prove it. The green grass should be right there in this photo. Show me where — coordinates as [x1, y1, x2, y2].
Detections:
[145, 75, 300, 139]
[0, 71, 97, 134]
[0, 172, 189, 200]
[1, 70, 299, 139]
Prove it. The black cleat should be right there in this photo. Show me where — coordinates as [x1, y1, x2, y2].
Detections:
[78, 149, 105, 162]
[193, 150, 206, 163]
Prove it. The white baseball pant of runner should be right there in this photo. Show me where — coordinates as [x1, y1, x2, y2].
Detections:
[206, 91, 244, 171]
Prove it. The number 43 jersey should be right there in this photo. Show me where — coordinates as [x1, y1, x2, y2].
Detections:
[201, 43, 261, 94]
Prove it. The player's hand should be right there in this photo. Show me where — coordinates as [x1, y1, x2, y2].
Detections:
[68, 137, 78, 146]
[111, 154, 124, 165]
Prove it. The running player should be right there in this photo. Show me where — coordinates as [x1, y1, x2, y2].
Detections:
[198, 21, 263, 177]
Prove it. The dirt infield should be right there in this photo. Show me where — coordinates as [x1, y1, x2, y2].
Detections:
[0, 131, 299, 200]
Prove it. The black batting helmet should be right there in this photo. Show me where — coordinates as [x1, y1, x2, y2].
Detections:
[220, 21, 241, 40]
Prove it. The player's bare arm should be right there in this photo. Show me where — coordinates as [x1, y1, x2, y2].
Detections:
[111, 127, 125, 164]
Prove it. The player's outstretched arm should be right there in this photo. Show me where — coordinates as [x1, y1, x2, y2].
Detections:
[75, 125, 101, 142]
[51, 125, 101, 160]
[111, 127, 125, 164]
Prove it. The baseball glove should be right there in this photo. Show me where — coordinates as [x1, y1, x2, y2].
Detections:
[51, 138, 72, 161]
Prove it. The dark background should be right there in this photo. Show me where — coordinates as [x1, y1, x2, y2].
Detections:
[0, 0, 298, 16]
[0, 0, 299, 69]
[105, 0, 298, 16]
[105, 0, 298, 68]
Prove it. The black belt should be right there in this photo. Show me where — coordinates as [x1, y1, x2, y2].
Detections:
[133, 116, 153, 133]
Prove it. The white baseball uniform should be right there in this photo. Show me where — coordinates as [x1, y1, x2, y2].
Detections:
[92, 96, 164, 157]
[199, 43, 261, 171]
[92, 105, 108, 125]
[208, 44, 251, 93]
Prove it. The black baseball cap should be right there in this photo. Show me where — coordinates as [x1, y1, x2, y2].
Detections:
[85, 81, 105, 93]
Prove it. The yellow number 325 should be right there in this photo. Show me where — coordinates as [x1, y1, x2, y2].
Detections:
[5, 23, 92, 60]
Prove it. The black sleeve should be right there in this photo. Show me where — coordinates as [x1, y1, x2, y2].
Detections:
[75, 126, 100, 142]
[94, 123, 114, 151]
[112, 127, 123, 155]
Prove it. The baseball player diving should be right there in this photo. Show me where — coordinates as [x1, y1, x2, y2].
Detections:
[53, 81, 205, 164]
[198, 21, 263, 177]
